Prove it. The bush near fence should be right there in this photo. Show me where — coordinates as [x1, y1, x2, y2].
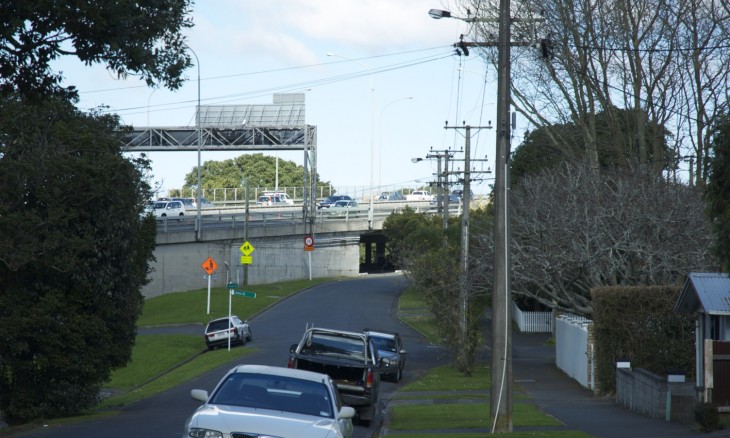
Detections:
[591, 285, 695, 395]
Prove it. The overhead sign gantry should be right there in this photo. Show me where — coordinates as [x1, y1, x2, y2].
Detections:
[121, 93, 318, 231]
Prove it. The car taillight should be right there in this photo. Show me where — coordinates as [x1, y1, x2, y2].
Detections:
[287, 357, 295, 368]
[231, 327, 238, 335]
[366, 370, 374, 388]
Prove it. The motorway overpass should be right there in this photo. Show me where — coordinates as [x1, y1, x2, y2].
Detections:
[143, 201, 454, 297]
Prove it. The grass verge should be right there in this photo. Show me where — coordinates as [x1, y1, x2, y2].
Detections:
[137, 278, 334, 326]
[389, 403, 561, 430]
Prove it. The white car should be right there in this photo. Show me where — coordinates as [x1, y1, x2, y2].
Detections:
[153, 200, 185, 220]
[261, 191, 294, 205]
[184, 364, 355, 438]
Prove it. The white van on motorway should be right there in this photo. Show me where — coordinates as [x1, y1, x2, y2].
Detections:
[261, 191, 294, 205]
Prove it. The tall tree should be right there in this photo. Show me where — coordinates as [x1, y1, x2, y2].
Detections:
[0, 0, 193, 98]
[0, 0, 192, 424]
[182, 153, 332, 199]
[0, 97, 157, 423]
[464, 0, 729, 181]
[706, 113, 730, 270]
[476, 162, 716, 316]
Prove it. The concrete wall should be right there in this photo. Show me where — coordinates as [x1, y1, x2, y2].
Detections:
[142, 233, 361, 298]
[616, 368, 696, 423]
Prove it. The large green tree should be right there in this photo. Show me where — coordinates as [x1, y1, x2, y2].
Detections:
[183, 153, 332, 199]
[706, 113, 730, 270]
[511, 107, 673, 184]
[0, 0, 193, 98]
[0, 0, 192, 424]
[0, 97, 157, 423]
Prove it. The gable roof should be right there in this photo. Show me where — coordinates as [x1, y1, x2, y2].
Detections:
[674, 272, 730, 315]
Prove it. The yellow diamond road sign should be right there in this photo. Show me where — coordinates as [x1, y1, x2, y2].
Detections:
[240, 241, 255, 256]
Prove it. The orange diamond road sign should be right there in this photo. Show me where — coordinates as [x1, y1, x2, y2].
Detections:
[201, 257, 218, 275]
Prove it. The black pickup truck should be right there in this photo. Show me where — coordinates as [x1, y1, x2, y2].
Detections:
[287, 327, 386, 426]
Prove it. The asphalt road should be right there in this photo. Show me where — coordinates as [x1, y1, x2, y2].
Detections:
[19, 273, 447, 438]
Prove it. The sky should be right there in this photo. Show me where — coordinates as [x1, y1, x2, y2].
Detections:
[56, 1, 506, 198]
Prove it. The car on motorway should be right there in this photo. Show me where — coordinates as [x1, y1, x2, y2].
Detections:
[324, 199, 362, 217]
[204, 315, 252, 350]
[430, 193, 462, 206]
[364, 329, 407, 382]
[172, 197, 195, 209]
[318, 195, 353, 209]
[451, 189, 474, 200]
[185, 364, 355, 438]
[377, 191, 405, 201]
[256, 194, 286, 206]
[153, 200, 186, 220]
[261, 191, 294, 205]
[142, 200, 156, 215]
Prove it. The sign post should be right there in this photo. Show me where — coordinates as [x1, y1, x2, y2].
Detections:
[226, 282, 238, 351]
[201, 257, 218, 314]
[304, 235, 314, 280]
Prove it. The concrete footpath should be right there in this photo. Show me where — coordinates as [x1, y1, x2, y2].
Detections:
[381, 331, 730, 437]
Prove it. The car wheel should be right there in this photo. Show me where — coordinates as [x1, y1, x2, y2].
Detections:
[238, 333, 245, 345]
[179, 213, 184, 222]
[396, 367, 402, 382]
[246, 329, 253, 342]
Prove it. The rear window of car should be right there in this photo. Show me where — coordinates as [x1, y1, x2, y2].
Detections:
[207, 319, 231, 332]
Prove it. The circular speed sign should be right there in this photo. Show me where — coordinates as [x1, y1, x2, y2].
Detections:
[304, 235, 314, 247]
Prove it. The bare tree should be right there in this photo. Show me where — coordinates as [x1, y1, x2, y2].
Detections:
[475, 162, 717, 316]
[462, 0, 729, 181]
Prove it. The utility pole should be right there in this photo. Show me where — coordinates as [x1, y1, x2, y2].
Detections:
[444, 123, 493, 363]
[425, 148, 457, 229]
[429, 4, 545, 434]
[491, 0, 513, 430]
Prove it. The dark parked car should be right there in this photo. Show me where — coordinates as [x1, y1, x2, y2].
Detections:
[318, 195, 353, 209]
[364, 329, 406, 382]
[204, 315, 252, 350]
[378, 191, 405, 201]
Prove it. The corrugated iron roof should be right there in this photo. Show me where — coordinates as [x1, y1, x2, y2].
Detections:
[674, 272, 730, 315]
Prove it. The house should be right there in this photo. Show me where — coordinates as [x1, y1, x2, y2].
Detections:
[674, 272, 730, 410]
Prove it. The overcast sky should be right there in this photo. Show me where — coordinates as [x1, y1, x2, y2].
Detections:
[56, 1, 504, 198]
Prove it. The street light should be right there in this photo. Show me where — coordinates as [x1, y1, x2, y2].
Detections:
[379, 97, 413, 190]
[185, 44, 203, 241]
[326, 52, 376, 227]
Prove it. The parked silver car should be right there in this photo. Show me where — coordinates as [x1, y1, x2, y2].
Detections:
[184, 364, 355, 438]
[204, 315, 252, 350]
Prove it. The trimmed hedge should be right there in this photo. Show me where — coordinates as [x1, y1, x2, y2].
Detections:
[591, 286, 695, 394]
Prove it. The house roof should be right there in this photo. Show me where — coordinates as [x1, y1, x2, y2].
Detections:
[674, 272, 730, 315]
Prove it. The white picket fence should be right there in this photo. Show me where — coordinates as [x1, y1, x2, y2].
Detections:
[555, 314, 595, 390]
[512, 301, 554, 333]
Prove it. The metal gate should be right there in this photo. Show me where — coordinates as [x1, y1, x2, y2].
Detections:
[712, 340, 730, 407]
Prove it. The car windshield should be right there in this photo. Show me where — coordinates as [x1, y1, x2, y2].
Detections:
[210, 372, 334, 418]
[154, 202, 167, 209]
[371, 336, 397, 352]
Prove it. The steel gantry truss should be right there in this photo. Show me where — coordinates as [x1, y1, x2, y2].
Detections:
[121, 94, 319, 236]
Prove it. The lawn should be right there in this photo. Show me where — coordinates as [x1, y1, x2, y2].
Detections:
[137, 278, 334, 326]
[389, 403, 562, 430]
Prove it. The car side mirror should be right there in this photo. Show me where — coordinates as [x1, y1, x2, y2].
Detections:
[400, 349, 407, 355]
[289, 343, 298, 353]
[338, 406, 356, 419]
[191, 389, 209, 402]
